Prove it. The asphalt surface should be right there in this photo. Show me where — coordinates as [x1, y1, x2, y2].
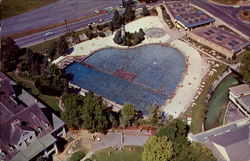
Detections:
[1, 0, 118, 36]
[15, 13, 114, 48]
[190, 0, 250, 37]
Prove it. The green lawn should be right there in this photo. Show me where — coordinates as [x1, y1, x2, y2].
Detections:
[1, 0, 58, 20]
[91, 146, 144, 161]
[29, 38, 58, 54]
[190, 64, 228, 134]
[7, 72, 60, 112]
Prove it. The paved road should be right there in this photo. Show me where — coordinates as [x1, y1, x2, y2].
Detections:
[190, 0, 250, 37]
[0, 0, 118, 36]
[15, 13, 114, 48]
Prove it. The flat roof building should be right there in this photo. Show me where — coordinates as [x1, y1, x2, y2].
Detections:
[0, 72, 66, 161]
[165, 1, 215, 30]
[229, 84, 250, 116]
[187, 25, 250, 59]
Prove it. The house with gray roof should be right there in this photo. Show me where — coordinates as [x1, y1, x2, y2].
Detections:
[0, 72, 66, 161]
[229, 84, 250, 117]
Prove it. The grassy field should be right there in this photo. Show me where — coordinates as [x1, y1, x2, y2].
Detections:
[1, 0, 58, 20]
[190, 64, 228, 134]
[7, 72, 60, 112]
[91, 146, 144, 161]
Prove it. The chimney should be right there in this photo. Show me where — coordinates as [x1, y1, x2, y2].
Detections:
[11, 119, 20, 128]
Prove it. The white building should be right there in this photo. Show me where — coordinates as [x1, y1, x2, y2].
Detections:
[229, 84, 250, 117]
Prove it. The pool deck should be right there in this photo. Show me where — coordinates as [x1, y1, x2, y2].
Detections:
[53, 6, 207, 118]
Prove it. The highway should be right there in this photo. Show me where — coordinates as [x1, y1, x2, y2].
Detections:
[0, 0, 119, 36]
[190, 0, 250, 37]
[15, 13, 114, 48]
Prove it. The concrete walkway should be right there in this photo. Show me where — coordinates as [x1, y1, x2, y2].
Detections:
[54, 129, 151, 161]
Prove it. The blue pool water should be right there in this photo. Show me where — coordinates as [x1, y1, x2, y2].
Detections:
[65, 45, 185, 114]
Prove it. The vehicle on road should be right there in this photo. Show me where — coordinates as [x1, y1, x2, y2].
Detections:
[233, 5, 240, 8]
[45, 32, 54, 36]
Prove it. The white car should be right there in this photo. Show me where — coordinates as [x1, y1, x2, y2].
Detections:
[45, 32, 54, 36]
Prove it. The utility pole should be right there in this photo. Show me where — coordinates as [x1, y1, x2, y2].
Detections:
[65, 18, 68, 33]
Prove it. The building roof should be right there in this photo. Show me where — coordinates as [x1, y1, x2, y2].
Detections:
[192, 118, 250, 161]
[229, 84, 250, 97]
[191, 26, 250, 53]
[11, 134, 56, 161]
[165, 1, 196, 18]
[176, 11, 215, 28]
[0, 72, 64, 161]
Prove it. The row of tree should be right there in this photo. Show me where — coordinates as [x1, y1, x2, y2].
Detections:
[0, 36, 69, 73]
[240, 47, 250, 84]
[142, 119, 216, 161]
[1, 37, 70, 96]
[61, 91, 163, 133]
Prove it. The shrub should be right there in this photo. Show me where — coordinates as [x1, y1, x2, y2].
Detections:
[98, 32, 105, 38]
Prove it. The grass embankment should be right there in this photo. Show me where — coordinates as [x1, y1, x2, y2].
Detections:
[186, 37, 233, 63]
[160, 5, 175, 29]
[218, 25, 240, 36]
[190, 64, 228, 134]
[211, 0, 240, 5]
[91, 146, 144, 161]
[7, 72, 60, 112]
[1, 0, 58, 20]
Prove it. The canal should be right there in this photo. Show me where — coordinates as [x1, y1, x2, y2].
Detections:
[204, 73, 240, 130]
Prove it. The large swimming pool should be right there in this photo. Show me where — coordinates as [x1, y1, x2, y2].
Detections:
[65, 45, 185, 114]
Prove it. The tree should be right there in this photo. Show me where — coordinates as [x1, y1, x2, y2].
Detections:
[156, 119, 190, 158]
[113, 30, 123, 44]
[88, 24, 93, 30]
[98, 32, 105, 37]
[122, 0, 126, 7]
[108, 21, 114, 31]
[84, 29, 97, 40]
[142, 6, 150, 16]
[19, 48, 44, 75]
[112, 10, 123, 29]
[34, 64, 68, 96]
[120, 103, 138, 127]
[69, 151, 85, 161]
[142, 136, 173, 161]
[57, 36, 69, 56]
[0, 37, 22, 72]
[147, 103, 161, 126]
[61, 93, 85, 128]
[81, 92, 109, 133]
[240, 49, 250, 84]
[46, 41, 57, 58]
[176, 142, 216, 161]
[123, 5, 135, 23]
